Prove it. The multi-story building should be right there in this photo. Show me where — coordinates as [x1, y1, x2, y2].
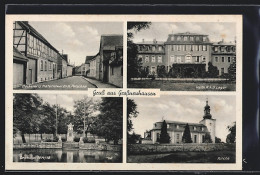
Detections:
[13, 21, 59, 85]
[135, 32, 236, 78]
[150, 99, 216, 144]
[57, 53, 67, 79]
[136, 39, 165, 75]
[89, 53, 100, 79]
[67, 64, 73, 77]
[85, 56, 94, 76]
[211, 40, 236, 75]
[108, 46, 123, 87]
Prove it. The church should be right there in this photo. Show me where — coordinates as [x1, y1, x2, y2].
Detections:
[148, 99, 216, 144]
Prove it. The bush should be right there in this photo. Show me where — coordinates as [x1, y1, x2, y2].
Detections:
[53, 136, 59, 142]
[61, 138, 66, 142]
[45, 139, 52, 142]
[84, 137, 95, 143]
[73, 137, 80, 142]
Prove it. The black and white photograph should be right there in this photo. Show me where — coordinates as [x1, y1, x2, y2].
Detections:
[127, 22, 237, 91]
[13, 21, 123, 90]
[13, 94, 123, 163]
[127, 95, 236, 163]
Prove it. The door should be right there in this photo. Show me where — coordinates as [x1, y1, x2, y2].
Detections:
[13, 63, 24, 87]
[194, 135, 197, 143]
[28, 69, 33, 84]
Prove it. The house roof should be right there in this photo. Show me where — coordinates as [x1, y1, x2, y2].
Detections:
[171, 32, 208, 36]
[85, 56, 94, 64]
[212, 41, 236, 46]
[101, 35, 123, 51]
[13, 46, 28, 61]
[17, 21, 59, 53]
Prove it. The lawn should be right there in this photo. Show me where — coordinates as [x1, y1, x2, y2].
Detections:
[128, 80, 236, 91]
[127, 150, 236, 163]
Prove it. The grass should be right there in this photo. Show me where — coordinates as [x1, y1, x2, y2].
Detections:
[128, 80, 236, 91]
[127, 150, 236, 163]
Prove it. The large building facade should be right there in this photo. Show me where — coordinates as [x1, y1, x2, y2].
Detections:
[13, 21, 69, 87]
[136, 32, 236, 78]
[150, 100, 216, 144]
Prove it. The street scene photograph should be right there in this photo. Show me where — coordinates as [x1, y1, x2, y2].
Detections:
[127, 22, 236, 91]
[127, 95, 236, 163]
[13, 21, 123, 90]
[13, 94, 123, 163]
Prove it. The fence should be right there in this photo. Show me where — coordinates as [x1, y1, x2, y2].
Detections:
[131, 77, 230, 82]
[13, 142, 62, 149]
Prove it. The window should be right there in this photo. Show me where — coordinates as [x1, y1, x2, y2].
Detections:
[197, 45, 200, 51]
[177, 134, 179, 139]
[45, 61, 47, 71]
[228, 57, 231, 62]
[232, 46, 236, 52]
[49, 62, 52, 70]
[202, 45, 207, 51]
[203, 36, 206, 41]
[158, 56, 162, 63]
[177, 36, 181, 41]
[151, 56, 156, 62]
[196, 56, 200, 62]
[184, 45, 186, 51]
[152, 46, 155, 51]
[176, 125, 179, 129]
[184, 36, 188, 41]
[158, 46, 162, 51]
[190, 36, 194, 41]
[226, 46, 230, 52]
[171, 45, 174, 51]
[145, 56, 149, 62]
[171, 36, 174, 41]
[196, 36, 200, 41]
[202, 57, 206, 62]
[221, 68, 224, 75]
[170, 55, 175, 62]
[202, 127, 204, 131]
[215, 57, 218, 62]
[220, 47, 224, 52]
[138, 55, 143, 62]
[167, 124, 169, 128]
[177, 45, 181, 51]
[177, 56, 181, 63]
[214, 46, 218, 52]
[40, 60, 43, 71]
[222, 57, 225, 62]
[194, 126, 196, 131]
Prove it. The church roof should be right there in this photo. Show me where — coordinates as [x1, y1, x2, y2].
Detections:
[151, 120, 209, 133]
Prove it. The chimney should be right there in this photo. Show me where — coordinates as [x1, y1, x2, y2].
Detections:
[153, 39, 157, 43]
[142, 39, 145, 43]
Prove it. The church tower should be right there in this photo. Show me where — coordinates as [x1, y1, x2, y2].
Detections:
[199, 98, 216, 143]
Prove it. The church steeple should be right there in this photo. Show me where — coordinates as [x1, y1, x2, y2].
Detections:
[203, 98, 212, 119]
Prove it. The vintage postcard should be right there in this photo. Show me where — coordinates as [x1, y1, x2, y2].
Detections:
[5, 15, 242, 171]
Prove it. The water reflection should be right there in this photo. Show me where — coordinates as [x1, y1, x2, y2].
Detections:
[13, 149, 122, 163]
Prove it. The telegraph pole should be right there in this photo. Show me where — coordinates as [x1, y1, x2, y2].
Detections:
[83, 98, 86, 138]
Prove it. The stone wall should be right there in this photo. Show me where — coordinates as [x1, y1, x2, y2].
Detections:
[13, 142, 62, 149]
[79, 143, 122, 152]
[128, 143, 233, 154]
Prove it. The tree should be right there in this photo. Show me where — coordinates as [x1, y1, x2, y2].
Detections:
[13, 93, 43, 143]
[128, 132, 141, 144]
[207, 62, 219, 78]
[226, 122, 236, 143]
[159, 120, 170, 143]
[73, 97, 99, 136]
[182, 124, 192, 143]
[215, 136, 222, 143]
[228, 60, 236, 81]
[127, 22, 151, 82]
[95, 98, 123, 144]
[157, 65, 167, 78]
[127, 99, 139, 132]
[204, 133, 213, 143]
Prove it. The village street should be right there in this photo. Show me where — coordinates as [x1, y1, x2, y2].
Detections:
[17, 76, 96, 90]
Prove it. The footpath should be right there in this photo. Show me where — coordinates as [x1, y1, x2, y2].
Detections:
[81, 76, 118, 88]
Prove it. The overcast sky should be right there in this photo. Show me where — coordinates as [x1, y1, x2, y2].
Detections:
[29, 22, 123, 66]
[38, 94, 101, 115]
[130, 95, 236, 143]
[131, 22, 236, 44]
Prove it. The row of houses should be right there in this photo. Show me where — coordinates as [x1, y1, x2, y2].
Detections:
[136, 32, 236, 77]
[13, 21, 74, 88]
[75, 35, 123, 88]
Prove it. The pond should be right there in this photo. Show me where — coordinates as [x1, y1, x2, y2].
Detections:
[13, 149, 122, 163]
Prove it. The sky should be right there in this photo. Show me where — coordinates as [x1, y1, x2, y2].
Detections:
[29, 22, 123, 66]
[38, 94, 101, 115]
[131, 22, 236, 44]
[130, 95, 236, 143]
